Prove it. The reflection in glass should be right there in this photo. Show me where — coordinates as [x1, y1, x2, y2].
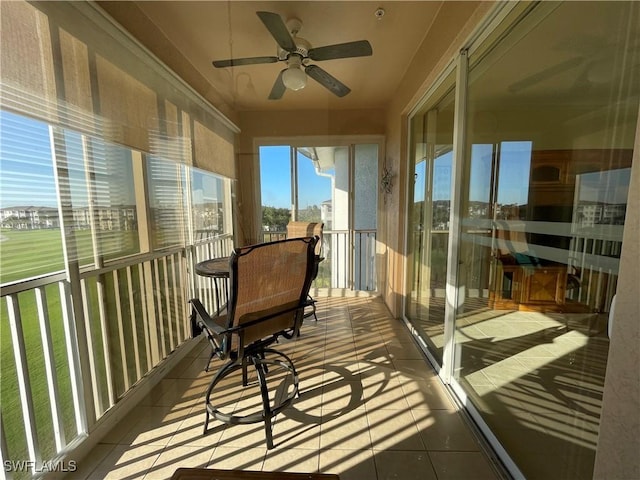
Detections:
[296, 149, 332, 224]
[191, 169, 229, 240]
[452, 2, 638, 479]
[0, 110, 64, 283]
[147, 156, 186, 249]
[65, 133, 140, 264]
[259, 145, 292, 234]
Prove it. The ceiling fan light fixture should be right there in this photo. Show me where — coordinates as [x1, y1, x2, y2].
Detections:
[212, 11, 372, 99]
[282, 64, 307, 91]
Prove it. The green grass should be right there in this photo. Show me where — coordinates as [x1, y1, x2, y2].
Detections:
[1, 228, 79, 469]
[0, 229, 65, 284]
[0, 228, 141, 472]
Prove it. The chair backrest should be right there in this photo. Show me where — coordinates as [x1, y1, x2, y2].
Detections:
[287, 221, 323, 256]
[227, 236, 317, 348]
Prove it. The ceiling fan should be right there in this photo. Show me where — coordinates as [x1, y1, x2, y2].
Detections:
[508, 35, 640, 94]
[212, 11, 373, 99]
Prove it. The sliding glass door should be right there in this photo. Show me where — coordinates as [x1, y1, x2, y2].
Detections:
[406, 72, 456, 365]
[406, 2, 639, 478]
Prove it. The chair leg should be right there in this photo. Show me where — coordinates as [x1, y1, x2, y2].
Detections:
[204, 359, 237, 436]
[252, 355, 275, 449]
[203, 408, 210, 435]
[204, 349, 215, 372]
[310, 295, 318, 322]
[242, 356, 249, 386]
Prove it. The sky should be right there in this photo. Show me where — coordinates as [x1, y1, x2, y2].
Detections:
[0, 110, 58, 208]
[1, 110, 630, 211]
[259, 145, 332, 209]
[0, 110, 139, 209]
[414, 142, 533, 205]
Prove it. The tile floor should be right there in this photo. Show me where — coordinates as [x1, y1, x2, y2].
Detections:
[408, 294, 609, 479]
[73, 296, 503, 480]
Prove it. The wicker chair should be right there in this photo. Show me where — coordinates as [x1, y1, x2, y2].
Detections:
[189, 236, 318, 449]
[286, 221, 324, 321]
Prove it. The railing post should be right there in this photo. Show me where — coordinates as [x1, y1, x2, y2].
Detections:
[1, 413, 13, 480]
[5, 295, 41, 467]
[34, 287, 66, 452]
[143, 261, 161, 367]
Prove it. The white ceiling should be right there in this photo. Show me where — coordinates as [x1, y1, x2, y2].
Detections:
[97, 1, 444, 112]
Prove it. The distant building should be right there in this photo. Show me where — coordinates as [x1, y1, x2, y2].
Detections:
[0, 206, 59, 229]
[0, 205, 137, 230]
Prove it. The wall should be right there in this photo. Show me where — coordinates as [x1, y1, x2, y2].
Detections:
[236, 108, 385, 245]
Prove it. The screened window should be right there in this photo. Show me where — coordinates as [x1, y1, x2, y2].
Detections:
[0, 110, 64, 283]
[147, 156, 186, 250]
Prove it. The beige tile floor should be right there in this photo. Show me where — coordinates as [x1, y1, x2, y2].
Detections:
[407, 295, 609, 479]
[74, 296, 503, 480]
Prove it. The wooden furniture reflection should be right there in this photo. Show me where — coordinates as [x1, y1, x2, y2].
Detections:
[172, 468, 340, 479]
[489, 225, 570, 312]
[490, 262, 568, 312]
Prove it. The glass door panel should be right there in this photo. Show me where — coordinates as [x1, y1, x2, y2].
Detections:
[354, 144, 378, 290]
[406, 74, 455, 364]
[259, 145, 292, 239]
[295, 147, 334, 287]
[451, 2, 638, 479]
[295, 149, 332, 223]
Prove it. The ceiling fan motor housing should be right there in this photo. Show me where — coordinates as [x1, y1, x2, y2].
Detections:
[278, 37, 311, 63]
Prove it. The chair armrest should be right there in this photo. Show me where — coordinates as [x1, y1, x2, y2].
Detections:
[190, 298, 226, 337]
[190, 298, 231, 362]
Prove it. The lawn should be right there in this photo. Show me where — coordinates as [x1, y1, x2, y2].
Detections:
[0, 228, 138, 472]
[1, 229, 79, 469]
[1, 227, 216, 473]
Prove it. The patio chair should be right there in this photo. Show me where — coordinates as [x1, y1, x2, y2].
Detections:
[286, 221, 324, 321]
[189, 236, 318, 449]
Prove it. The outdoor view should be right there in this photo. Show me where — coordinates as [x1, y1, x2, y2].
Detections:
[259, 145, 332, 231]
[259, 144, 378, 291]
[0, 108, 232, 475]
[259, 145, 333, 287]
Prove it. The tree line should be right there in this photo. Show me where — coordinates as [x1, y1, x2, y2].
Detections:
[262, 205, 322, 231]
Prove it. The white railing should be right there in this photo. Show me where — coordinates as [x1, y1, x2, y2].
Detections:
[190, 233, 234, 316]
[0, 233, 232, 478]
[568, 227, 622, 313]
[262, 229, 377, 291]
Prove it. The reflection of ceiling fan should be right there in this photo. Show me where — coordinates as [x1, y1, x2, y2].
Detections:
[212, 11, 372, 99]
[508, 36, 640, 94]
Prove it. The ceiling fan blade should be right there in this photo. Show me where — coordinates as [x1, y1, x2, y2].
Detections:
[269, 70, 287, 100]
[212, 56, 278, 68]
[305, 65, 350, 97]
[508, 57, 584, 93]
[256, 11, 296, 53]
[308, 40, 373, 61]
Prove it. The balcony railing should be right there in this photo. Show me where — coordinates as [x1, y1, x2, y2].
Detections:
[263, 229, 377, 291]
[0, 233, 232, 478]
